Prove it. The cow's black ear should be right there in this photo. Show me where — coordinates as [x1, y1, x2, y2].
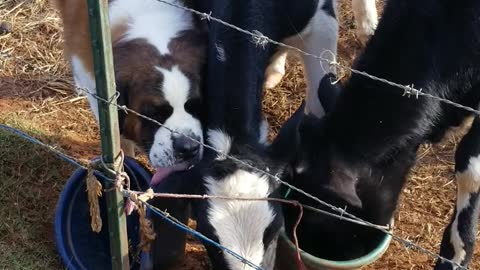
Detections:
[268, 102, 304, 161]
[326, 160, 362, 208]
[298, 112, 322, 142]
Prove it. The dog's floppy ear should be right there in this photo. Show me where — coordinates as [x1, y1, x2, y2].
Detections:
[116, 81, 142, 142]
[326, 160, 362, 208]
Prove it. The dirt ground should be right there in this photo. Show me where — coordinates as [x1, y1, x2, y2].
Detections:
[0, 0, 479, 269]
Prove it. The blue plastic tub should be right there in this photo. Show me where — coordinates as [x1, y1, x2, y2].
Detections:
[55, 157, 152, 270]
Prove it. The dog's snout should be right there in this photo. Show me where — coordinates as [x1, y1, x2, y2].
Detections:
[173, 135, 200, 159]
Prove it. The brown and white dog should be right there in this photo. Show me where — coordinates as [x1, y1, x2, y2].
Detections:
[53, 0, 207, 185]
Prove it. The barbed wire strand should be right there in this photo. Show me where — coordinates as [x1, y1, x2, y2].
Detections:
[128, 190, 390, 231]
[0, 124, 86, 169]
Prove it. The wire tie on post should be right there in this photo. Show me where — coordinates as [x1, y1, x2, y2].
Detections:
[108, 91, 121, 104]
[99, 150, 135, 215]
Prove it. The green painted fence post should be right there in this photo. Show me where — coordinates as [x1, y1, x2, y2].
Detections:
[86, 0, 130, 269]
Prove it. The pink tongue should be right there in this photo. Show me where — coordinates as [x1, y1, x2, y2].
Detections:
[150, 167, 174, 187]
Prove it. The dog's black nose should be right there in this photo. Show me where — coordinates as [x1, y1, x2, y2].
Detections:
[173, 135, 200, 160]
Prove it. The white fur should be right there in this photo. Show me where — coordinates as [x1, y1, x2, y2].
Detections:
[450, 189, 469, 267]
[149, 66, 203, 167]
[281, 2, 338, 118]
[205, 171, 275, 270]
[71, 56, 98, 121]
[466, 155, 480, 180]
[451, 155, 480, 267]
[352, 0, 378, 44]
[109, 0, 193, 55]
[207, 129, 232, 160]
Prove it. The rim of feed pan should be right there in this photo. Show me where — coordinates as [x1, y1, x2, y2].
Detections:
[280, 220, 393, 270]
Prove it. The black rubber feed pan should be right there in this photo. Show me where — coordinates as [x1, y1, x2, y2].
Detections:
[55, 156, 151, 270]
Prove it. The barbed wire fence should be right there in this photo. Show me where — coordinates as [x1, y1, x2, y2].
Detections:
[1, 1, 478, 270]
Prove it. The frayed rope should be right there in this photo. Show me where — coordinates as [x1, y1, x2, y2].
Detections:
[86, 161, 103, 233]
[86, 151, 131, 233]
[129, 188, 156, 252]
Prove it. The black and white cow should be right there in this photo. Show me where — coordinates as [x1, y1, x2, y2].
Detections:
[274, 0, 480, 268]
[186, 0, 341, 269]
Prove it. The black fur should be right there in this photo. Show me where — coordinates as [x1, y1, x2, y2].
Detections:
[274, 0, 480, 265]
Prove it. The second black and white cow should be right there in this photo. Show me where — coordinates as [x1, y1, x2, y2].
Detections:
[275, 0, 480, 269]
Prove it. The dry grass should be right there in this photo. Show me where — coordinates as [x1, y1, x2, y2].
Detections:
[0, 0, 479, 269]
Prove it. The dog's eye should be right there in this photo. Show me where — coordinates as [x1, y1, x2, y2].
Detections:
[184, 98, 202, 118]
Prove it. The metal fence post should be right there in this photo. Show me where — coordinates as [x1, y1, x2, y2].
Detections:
[86, 0, 130, 269]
